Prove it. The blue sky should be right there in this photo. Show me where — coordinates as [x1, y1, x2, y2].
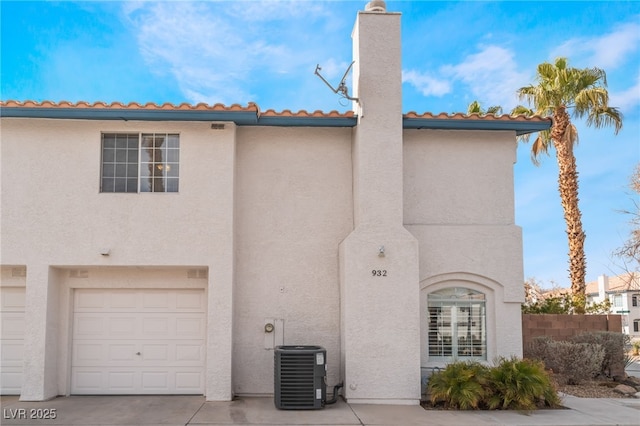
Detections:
[2, 0, 639, 288]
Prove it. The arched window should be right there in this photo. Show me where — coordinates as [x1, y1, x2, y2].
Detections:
[428, 287, 486, 360]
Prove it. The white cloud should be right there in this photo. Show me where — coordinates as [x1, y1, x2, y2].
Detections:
[551, 20, 640, 69]
[610, 73, 640, 112]
[123, 1, 337, 106]
[402, 70, 451, 97]
[441, 45, 529, 109]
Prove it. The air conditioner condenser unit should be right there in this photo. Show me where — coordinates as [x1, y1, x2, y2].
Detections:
[274, 345, 326, 409]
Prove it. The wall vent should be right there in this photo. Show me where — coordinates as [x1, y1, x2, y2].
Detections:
[187, 269, 208, 279]
[274, 345, 326, 410]
[11, 267, 26, 277]
[69, 269, 89, 279]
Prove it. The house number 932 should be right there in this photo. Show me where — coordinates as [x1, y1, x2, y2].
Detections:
[371, 270, 387, 277]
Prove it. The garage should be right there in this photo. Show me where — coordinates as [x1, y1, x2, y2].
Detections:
[71, 288, 205, 395]
[0, 287, 26, 395]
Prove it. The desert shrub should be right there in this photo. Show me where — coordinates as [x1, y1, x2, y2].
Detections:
[486, 357, 561, 410]
[524, 335, 554, 362]
[544, 341, 604, 384]
[427, 361, 490, 409]
[570, 331, 626, 377]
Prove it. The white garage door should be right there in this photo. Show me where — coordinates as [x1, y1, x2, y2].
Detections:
[0, 287, 26, 395]
[71, 289, 205, 395]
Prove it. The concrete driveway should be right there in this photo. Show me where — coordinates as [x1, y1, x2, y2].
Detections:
[2, 394, 640, 426]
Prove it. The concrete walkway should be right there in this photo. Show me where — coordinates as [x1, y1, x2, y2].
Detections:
[1, 395, 639, 426]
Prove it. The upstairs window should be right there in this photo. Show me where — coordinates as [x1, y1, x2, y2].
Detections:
[632, 294, 639, 307]
[101, 133, 179, 193]
[428, 287, 486, 360]
[612, 294, 623, 308]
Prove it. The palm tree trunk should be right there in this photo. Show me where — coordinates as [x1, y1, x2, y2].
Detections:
[551, 107, 587, 313]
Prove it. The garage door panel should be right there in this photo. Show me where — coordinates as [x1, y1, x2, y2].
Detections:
[1, 313, 25, 337]
[73, 340, 204, 367]
[73, 343, 104, 363]
[1, 288, 26, 311]
[74, 313, 203, 340]
[0, 371, 23, 393]
[0, 287, 25, 395]
[72, 367, 203, 394]
[108, 371, 136, 391]
[176, 292, 205, 310]
[75, 289, 205, 313]
[74, 316, 105, 336]
[71, 289, 205, 395]
[176, 372, 203, 390]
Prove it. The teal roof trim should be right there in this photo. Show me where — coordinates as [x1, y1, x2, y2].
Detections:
[403, 117, 551, 136]
[1, 105, 550, 134]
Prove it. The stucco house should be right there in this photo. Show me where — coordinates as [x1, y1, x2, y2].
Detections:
[586, 273, 640, 339]
[0, 2, 549, 404]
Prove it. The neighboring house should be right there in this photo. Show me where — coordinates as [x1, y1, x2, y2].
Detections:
[586, 273, 640, 339]
[0, 2, 549, 404]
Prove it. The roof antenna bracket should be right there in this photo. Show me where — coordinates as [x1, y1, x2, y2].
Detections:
[314, 61, 359, 105]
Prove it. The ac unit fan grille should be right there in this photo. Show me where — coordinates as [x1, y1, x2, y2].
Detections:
[274, 346, 326, 409]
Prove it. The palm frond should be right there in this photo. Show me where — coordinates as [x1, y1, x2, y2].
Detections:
[586, 106, 623, 134]
[467, 100, 482, 114]
[530, 132, 552, 166]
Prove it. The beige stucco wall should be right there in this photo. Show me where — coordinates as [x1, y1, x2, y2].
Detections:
[0, 116, 526, 402]
[1, 118, 235, 400]
[0, 118, 355, 400]
[233, 126, 353, 395]
[404, 129, 525, 375]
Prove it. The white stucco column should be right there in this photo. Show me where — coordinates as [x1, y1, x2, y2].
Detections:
[20, 264, 59, 401]
[205, 122, 236, 401]
[339, 4, 421, 404]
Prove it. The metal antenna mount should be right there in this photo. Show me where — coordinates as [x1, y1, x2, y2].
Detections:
[314, 61, 359, 103]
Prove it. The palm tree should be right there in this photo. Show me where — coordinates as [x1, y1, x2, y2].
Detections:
[512, 57, 623, 313]
[467, 100, 503, 115]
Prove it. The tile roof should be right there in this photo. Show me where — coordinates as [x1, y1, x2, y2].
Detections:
[1, 100, 545, 120]
[404, 111, 549, 123]
[0, 100, 354, 118]
[585, 272, 640, 294]
[1, 100, 258, 111]
[0, 100, 550, 133]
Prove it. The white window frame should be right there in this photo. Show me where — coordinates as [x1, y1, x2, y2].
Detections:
[612, 294, 623, 308]
[100, 133, 180, 193]
[427, 287, 486, 361]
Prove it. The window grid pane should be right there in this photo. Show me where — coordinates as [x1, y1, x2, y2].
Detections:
[428, 287, 487, 360]
[101, 133, 179, 193]
[101, 133, 139, 193]
[140, 133, 179, 193]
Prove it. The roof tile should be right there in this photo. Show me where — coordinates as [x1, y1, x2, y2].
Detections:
[2, 100, 547, 122]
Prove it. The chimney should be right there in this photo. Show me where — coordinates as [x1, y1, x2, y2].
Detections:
[598, 274, 609, 300]
[351, 0, 402, 226]
[339, 2, 420, 405]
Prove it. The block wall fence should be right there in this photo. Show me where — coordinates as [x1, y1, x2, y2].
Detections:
[522, 313, 623, 349]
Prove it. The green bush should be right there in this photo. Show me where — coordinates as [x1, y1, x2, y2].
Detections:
[427, 358, 560, 410]
[427, 361, 490, 409]
[569, 331, 626, 377]
[487, 357, 561, 410]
